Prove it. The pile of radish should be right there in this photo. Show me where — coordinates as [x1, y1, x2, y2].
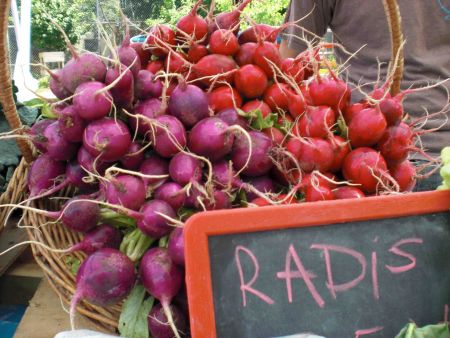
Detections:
[1, 0, 444, 337]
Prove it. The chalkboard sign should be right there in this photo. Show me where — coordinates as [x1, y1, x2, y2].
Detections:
[184, 191, 450, 338]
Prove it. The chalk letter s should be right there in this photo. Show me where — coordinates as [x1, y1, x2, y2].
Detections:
[385, 238, 423, 274]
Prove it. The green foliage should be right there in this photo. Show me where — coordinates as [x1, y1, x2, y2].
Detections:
[38, 75, 49, 89]
[31, 0, 80, 51]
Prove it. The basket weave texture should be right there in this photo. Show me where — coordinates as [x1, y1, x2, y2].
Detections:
[0, 0, 404, 333]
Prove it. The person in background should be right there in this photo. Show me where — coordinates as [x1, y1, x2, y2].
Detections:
[279, 0, 450, 190]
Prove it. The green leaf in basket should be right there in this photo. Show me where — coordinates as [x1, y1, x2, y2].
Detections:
[119, 284, 154, 338]
[395, 323, 450, 338]
[64, 256, 81, 276]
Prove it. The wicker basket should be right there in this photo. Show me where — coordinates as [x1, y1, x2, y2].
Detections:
[0, 0, 404, 334]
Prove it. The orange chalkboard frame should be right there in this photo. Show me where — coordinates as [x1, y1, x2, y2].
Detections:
[184, 190, 450, 338]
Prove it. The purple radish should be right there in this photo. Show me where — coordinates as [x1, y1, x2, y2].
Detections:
[103, 175, 146, 211]
[117, 26, 142, 78]
[231, 130, 273, 176]
[168, 227, 185, 266]
[58, 105, 86, 142]
[197, 189, 232, 210]
[153, 115, 187, 158]
[135, 70, 163, 100]
[141, 248, 183, 338]
[77, 147, 109, 175]
[73, 81, 113, 121]
[217, 108, 248, 129]
[244, 175, 275, 200]
[139, 155, 170, 188]
[26, 119, 53, 153]
[105, 64, 134, 109]
[83, 118, 131, 162]
[188, 117, 234, 161]
[184, 185, 203, 208]
[154, 182, 186, 211]
[27, 155, 66, 198]
[49, 69, 71, 100]
[62, 53, 107, 94]
[70, 248, 135, 329]
[120, 142, 145, 170]
[43, 122, 79, 161]
[70, 224, 122, 254]
[129, 98, 166, 136]
[135, 200, 177, 238]
[168, 82, 209, 127]
[169, 152, 202, 186]
[148, 303, 187, 338]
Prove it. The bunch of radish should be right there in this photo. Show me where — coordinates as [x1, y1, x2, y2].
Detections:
[0, 0, 444, 336]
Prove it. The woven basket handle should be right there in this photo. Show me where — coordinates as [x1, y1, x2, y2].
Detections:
[0, 0, 34, 163]
[382, 0, 404, 96]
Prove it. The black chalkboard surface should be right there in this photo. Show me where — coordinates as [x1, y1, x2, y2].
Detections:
[184, 191, 450, 338]
[209, 211, 450, 338]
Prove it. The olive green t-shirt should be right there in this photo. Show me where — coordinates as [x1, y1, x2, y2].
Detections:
[283, 0, 450, 156]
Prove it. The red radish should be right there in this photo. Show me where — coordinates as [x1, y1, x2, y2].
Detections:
[305, 185, 335, 202]
[209, 86, 243, 112]
[130, 42, 152, 68]
[77, 147, 108, 175]
[242, 100, 272, 117]
[146, 25, 176, 57]
[141, 248, 183, 338]
[286, 138, 303, 159]
[103, 175, 146, 211]
[294, 106, 336, 138]
[168, 82, 209, 127]
[189, 117, 234, 161]
[135, 70, 163, 100]
[49, 70, 71, 100]
[344, 103, 365, 123]
[155, 183, 186, 211]
[153, 115, 187, 158]
[263, 127, 284, 146]
[296, 138, 335, 173]
[43, 122, 78, 161]
[342, 147, 389, 194]
[169, 152, 202, 185]
[192, 54, 238, 86]
[378, 97, 404, 126]
[287, 92, 307, 118]
[27, 155, 66, 198]
[333, 186, 365, 199]
[231, 131, 273, 176]
[263, 83, 291, 111]
[148, 303, 187, 338]
[187, 43, 208, 63]
[238, 23, 289, 44]
[70, 224, 122, 255]
[235, 65, 268, 99]
[136, 200, 177, 238]
[139, 155, 169, 188]
[146, 59, 164, 73]
[377, 122, 413, 163]
[168, 227, 185, 266]
[299, 84, 313, 105]
[217, 108, 248, 128]
[253, 41, 281, 78]
[130, 98, 166, 136]
[389, 160, 416, 192]
[176, 0, 208, 41]
[348, 107, 387, 147]
[211, 0, 253, 33]
[296, 48, 321, 80]
[280, 58, 304, 84]
[83, 118, 131, 162]
[235, 42, 256, 66]
[73, 81, 112, 121]
[208, 29, 239, 56]
[300, 172, 337, 193]
[328, 135, 351, 172]
[120, 142, 144, 170]
[105, 65, 134, 109]
[58, 105, 86, 143]
[164, 51, 189, 74]
[309, 76, 350, 111]
[70, 249, 135, 328]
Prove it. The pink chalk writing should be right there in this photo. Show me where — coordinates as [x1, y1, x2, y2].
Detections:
[235, 245, 275, 306]
[385, 238, 423, 274]
[371, 252, 380, 300]
[276, 244, 325, 308]
[355, 326, 384, 337]
[310, 244, 367, 299]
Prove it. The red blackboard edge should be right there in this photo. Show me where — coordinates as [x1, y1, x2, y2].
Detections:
[184, 190, 450, 338]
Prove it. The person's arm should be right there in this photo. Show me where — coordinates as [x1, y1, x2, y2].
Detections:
[280, 0, 334, 58]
